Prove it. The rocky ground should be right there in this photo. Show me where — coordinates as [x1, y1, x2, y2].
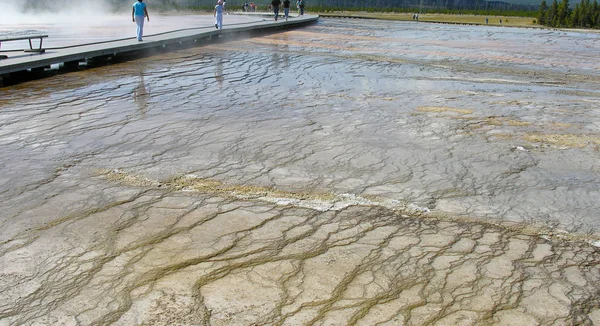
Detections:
[0, 170, 599, 325]
[1, 17, 600, 325]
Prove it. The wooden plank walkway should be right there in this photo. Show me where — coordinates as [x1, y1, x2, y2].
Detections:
[0, 15, 318, 76]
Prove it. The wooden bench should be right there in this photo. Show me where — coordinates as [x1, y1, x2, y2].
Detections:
[0, 34, 48, 59]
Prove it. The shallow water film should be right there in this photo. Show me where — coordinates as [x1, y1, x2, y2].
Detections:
[1, 18, 599, 325]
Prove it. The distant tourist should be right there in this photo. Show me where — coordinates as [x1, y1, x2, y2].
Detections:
[272, 0, 281, 20]
[283, 0, 291, 21]
[215, 0, 224, 29]
[298, 0, 305, 15]
[500, 19, 502, 24]
[485, 17, 488, 24]
[296, 0, 301, 14]
[132, 0, 150, 42]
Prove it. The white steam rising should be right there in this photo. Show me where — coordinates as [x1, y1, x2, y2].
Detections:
[0, 0, 119, 25]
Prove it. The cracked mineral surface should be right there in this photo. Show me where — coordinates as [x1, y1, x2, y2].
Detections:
[1, 18, 599, 325]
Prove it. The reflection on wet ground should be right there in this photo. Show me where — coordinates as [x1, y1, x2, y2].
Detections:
[1, 18, 599, 325]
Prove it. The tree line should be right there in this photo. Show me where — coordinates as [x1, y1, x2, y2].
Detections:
[17, 0, 600, 29]
[538, 0, 600, 27]
[131, 0, 538, 16]
[133, 0, 600, 28]
[12, 0, 538, 16]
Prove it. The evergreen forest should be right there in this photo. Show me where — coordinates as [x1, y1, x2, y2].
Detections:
[538, 0, 600, 27]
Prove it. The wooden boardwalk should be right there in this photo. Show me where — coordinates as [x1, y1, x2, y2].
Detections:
[0, 15, 318, 76]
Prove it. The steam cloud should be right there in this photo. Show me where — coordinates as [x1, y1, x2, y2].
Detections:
[0, 0, 123, 25]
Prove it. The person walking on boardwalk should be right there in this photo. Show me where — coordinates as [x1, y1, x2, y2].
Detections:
[132, 0, 149, 41]
[271, 0, 281, 21]
[282, 0, 291, 21]
[214, 1, 224, 29]
[298, 0, 305, 15]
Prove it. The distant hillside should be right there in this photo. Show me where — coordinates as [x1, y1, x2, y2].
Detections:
[303, 0, 539, 11]
[499, 0, 543, 6]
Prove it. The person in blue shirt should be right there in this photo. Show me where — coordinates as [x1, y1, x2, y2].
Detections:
[132, 0, 150, 41]
[214, 1, 224, 29]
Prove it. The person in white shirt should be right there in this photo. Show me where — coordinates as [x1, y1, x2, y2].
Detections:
[214, 1, 224, 29]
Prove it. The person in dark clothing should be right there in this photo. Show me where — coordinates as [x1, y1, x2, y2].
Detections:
[298, 0, 305, 15]
[271, 0, 281, 21]
[282, 0, 291, 21]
